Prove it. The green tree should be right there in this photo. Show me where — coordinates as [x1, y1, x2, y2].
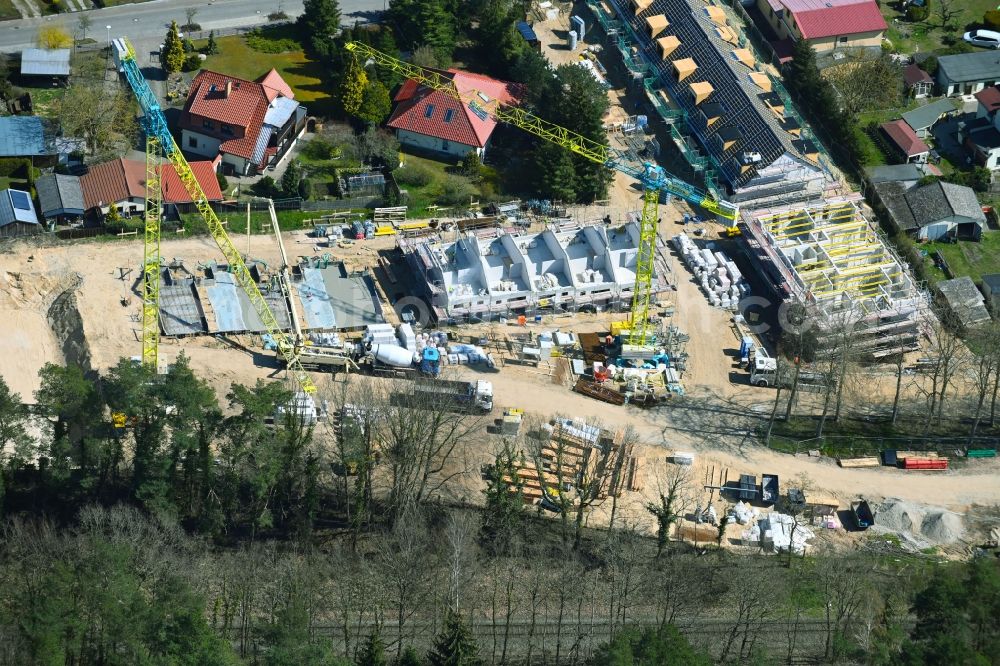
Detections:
[590, 625, 711, 665]
[35, 362, 97, 454]
[475, 0, 526, 77]
[162, 21, 186, 74]
[388, 0, 455, 59]
[355, 79, 391, 124]
[460, 152, 482, 180]
[357, 630, 388, 666]
[427, 610, 482, 666]
[340, 56, 368, 116]
[298, 0, 342, 59]
[0, 376, 31, 515]
[532, 142, 577, 202]
[205, 30, 220, 55]
[263, 594, 344, 665]
[281, 159, 304, 196]
[479, 444, 524, 554]
[398, 647, 424, 666]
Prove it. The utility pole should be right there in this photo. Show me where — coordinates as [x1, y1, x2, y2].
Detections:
[246, 202, 251, 257]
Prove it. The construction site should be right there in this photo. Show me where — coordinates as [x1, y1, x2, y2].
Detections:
[0, 7, 997, 569]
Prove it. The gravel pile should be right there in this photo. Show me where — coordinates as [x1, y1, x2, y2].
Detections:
[874, 499, 965, 545]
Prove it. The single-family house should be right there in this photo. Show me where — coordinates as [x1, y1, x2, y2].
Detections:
[0, 188, 41, 238]
[754, 0, 886, 54]
[35, 173, 85, 224]
[936, 51, 1000, 97]
[937, 277, 991, 329]
[901, 98, 958, 139]
[960, 86, 1000, 169]
[180, 69, 307, 176]
[903, 64, 933, 99]
[387, 69, 521, 159]
[78, 158, 223, 220]
[880, 120, 930, 164]
[19, 48, 70, 85]
[878, 180, 985, 241]
[980, 273, 1000, 312]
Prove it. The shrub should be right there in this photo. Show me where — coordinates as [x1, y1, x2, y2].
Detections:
[986, 10, 1000, 30]
[439, 175, 478, 205]
[0, 158, 30, 178]
[298, 178, 314, 201]
[182, 38, 195, 53]
[245, 28, 300, 54]
[181, 23, 201, 32]
[215, 172, 229, 193]
[921, 55, 938, 76]
[393, 163, 436, 187]
[268, 11, 290, 21]
[302, 138, 336, 161]
[906, 3, 929, 22]
[181, 54, 201, 72]
[252, 175, 279, 198]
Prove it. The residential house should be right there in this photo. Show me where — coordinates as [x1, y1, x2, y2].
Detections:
[901, 98, 958, 139]
[877, 180, 986, 241]
[937, 276, 990, 329]
[880, 120, 929, 164]
[613, 0, 830, 205]
[936, 51, 1000, 97]
[980, 273, 1000, 312]
[0, 116, 56, 165]
[961, 86, 1000, 169]
[0, 188, 41, 238]
[387, 69, 521, 159]
[78, 157, 223, 220]
[19, 48, 70, 84]
[903, 64, 933, 99]
[179, 69, 307, 176]
[755, 0, 886, 54]
[35, 173, 85, 224]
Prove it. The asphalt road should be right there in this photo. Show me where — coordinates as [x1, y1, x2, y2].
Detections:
[0, 0, 386, 52]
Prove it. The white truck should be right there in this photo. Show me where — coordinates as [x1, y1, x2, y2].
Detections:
[749, 354, 831, 390]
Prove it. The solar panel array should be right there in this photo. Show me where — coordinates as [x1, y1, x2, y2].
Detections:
[9, 190, 31, 211]
[610, 0, 808, 189]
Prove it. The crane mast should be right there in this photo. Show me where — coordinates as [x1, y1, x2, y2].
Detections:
[345, 42, 737, 345]
[119, 38, 315, 393]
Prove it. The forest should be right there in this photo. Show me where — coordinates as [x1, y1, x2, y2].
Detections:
[0, 357, 997, 665]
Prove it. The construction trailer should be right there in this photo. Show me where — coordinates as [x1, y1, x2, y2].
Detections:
[740, 197, 926, 358]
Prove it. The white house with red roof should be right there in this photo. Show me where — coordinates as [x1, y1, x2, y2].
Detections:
[387, 69, 520, 159]
[180, 68, 306, 176]
[757, 0, 886, 54]
[76, 157, 223, 219]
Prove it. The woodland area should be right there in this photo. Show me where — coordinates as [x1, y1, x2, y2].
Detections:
[0, 357, 998, 665]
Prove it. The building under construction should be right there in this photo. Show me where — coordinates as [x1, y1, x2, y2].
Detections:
[741, 197, 926, 357]
[157, 258, 384, 336]
[403, 221, 669, 320]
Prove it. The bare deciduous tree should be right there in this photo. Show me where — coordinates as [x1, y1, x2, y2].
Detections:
[645, 461, 693, 556]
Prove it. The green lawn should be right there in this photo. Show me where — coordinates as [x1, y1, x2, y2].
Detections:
[194, 27, 334, 116]
[882, 0, 998, 54]
[0, 0, 19, 20]
[180, 208, 337, 236]
[921, 231, 1000, 284]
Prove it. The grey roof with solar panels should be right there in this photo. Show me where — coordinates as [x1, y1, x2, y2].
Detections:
[0, 189, 40, 227]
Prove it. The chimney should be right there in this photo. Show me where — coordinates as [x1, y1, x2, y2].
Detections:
[225, 80, 233, 98]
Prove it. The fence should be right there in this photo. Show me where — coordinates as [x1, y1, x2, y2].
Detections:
[767, 431, 1000, 458]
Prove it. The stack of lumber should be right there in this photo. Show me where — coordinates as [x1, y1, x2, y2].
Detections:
[836, 457, 880, 468]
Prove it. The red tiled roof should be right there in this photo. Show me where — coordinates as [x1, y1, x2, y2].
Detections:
[881, 120, 929, 157]
[257, 68, 295, 102]
[79, 158, 222, 209]
[792, 1, 887, 40]
[903, 64, 933, 87]
[387, 69, 521, 148]
[181, 69, 295, 160]
[975, 86, 1000, 113]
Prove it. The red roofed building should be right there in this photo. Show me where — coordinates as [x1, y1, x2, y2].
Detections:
[757, 0, 886, 54]
[78, 158, 223, 219]
[387, 69, 521, 159]
[180, 69, 306, 176]
[880, 120, 930, 164]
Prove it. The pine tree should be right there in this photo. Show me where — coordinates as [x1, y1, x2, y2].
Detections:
[356, 631, 387, 666]
[281, 159, 303, 197]
[298, 0, 341, 59]
[355, 80, 391, 125]
[205, 30, 219, 55]
[339, 56, 368, 116]
[398, 647, 423, 666]
[105, 205, 123, 226]
[161, 21, 185, 74]
[479, 445, 523, 553]
[427, 610, 482, 666]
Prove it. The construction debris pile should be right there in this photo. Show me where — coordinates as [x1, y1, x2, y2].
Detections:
[498, 420, 642, 508]
[672, 233, 749, 310]
[872, 498, 966, 549]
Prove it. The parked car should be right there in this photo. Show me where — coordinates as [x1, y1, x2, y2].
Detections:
[964, 29, 1000, 49]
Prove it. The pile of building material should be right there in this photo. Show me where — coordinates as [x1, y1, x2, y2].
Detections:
[759, 513, 814, 554]
[671, 233, 749, 310]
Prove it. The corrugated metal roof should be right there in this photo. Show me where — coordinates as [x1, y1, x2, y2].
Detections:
[880, 120, 929, 156]
[36, 173, 85, 217]
[0, 116, 52, 157]
[20, 48, 70, 76]
[263, 96, 299, 128]
[0, 188, 40, 227]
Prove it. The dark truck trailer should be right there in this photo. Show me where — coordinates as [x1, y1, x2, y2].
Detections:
[407, 379, 494, 413]
[852, 500, 874, 529]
